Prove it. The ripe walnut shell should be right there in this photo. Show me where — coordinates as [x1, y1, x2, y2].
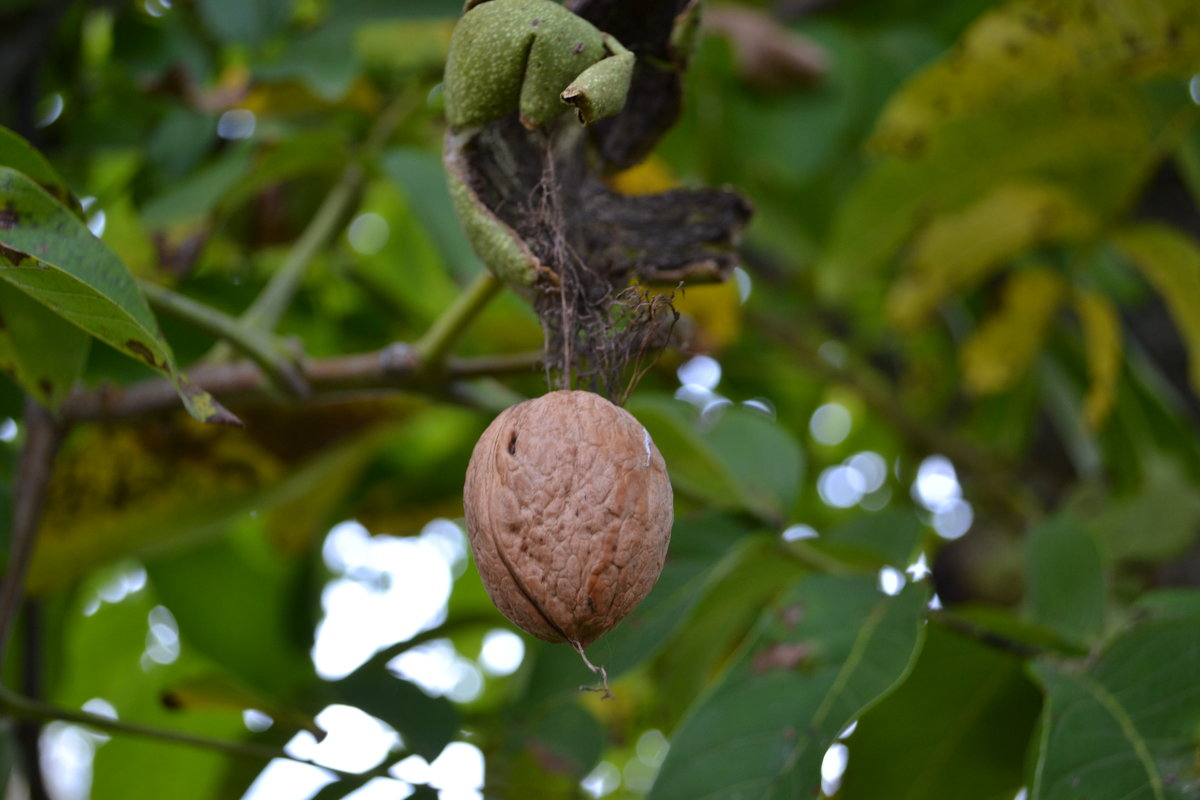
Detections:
[463, 390, 672, 648]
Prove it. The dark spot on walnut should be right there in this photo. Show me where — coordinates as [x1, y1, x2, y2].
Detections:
[508, 431, 518, 455]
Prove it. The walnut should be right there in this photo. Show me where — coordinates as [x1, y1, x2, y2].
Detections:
[463, 391, 673, 656]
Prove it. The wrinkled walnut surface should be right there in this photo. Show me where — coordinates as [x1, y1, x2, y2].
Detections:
[463, 391, 672, 647]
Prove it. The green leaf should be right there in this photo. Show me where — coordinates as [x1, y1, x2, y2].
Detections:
[0, 280, 90, 407]
[1135, 588, 1200, 622]
[331, 668, 459, 762]
[600, 513, 755, 679]
[0, 125, 74, 208]
[1111, 222, 1200, 396]
[52, 568, 251, 800]
[195, 0, 290, 47]
[343, 179, 461, 329]
[521, 701, 606, 779]
[1031, 618, 1200, 800]
[147, 519, 316, 699]
[1088, 457, 1200, 564]
[378, 148, 485, 279]
[649, 535, 807, 725]
[140, 144, 254, 228]
[840, 625, 1042, 800]
[629, 394, 803, 523]
[518, 516, 757, 701]
[0, 167, 236, 424]
[648, 575, 928, 800]
[818, 508, 924, 568]
[1025, 515, 1107, 647]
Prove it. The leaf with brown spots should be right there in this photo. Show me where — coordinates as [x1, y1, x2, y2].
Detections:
[0, 166, 236, 424]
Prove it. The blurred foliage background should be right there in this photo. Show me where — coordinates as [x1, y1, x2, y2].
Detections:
[1, 0, 1199, 798]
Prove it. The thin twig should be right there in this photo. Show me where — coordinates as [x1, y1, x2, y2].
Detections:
[140, 280, 308, 396]
[237, 97, 411, 336]
[0, 399, 64, 667]
[0, 685, 405, 783]
[413, 271, 503, 367]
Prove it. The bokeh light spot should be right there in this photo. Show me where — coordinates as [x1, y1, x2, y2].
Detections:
[581, 761, 621, 798]
[347, 213, 390, 255]
[821, 743, 849, 796]
[243, 709, 273, 732]
[217, 109, 256, 140]
[810, 403, 851, 446]
[913, 455, 960, 511]
[878, 567, 905, 596]
[676, 355, 721, 390]
[479, 629, 525, 676]
[733, 266, 752, 303]
[389, 640, 483, 703]
[782, 524, 818, 542]
[818, 465, 865, 508]
[933, 498, 974, 540]
[848, 452, 888, 493]
[285, 705, 397, 773]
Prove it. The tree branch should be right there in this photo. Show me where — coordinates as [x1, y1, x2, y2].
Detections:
[0, 400, 63, 667]
[16, 602, 49, 800]
[140, 280, 308, 396]
[60, 345, 541, 423]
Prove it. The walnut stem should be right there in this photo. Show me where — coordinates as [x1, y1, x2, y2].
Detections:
[573, 640, 612, 700]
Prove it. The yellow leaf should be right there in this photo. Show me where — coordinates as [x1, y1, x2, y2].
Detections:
[609, 158, 742, 351]
[1074, 288, 1121, 429]
[30, 401, 411, 592]
[871, 0, 1200, 153]
[675, 280, 742, 353]
[888, 181, 1094, 329]
[607, 155, 679, 196]
[960, 266, 1066, 394]
[240, 76, 381, 117]
[1112, 222, 1200, 395]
